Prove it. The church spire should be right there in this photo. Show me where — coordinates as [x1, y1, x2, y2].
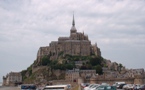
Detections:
[72, 13, 75, 26]
[70, 13, 77, 34]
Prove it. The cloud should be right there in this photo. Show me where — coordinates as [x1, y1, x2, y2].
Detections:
[0, 0, 145, 81]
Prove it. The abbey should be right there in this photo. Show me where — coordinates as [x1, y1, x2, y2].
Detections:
[36, 15, 101, 64]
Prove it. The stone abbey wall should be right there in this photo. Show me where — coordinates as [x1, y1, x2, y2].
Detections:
[35, 15, 101, 64]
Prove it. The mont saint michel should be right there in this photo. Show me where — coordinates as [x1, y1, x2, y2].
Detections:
[2, 15, 145, 89]
[1, 0, 145, 90]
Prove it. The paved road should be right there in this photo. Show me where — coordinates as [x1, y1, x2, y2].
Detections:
[0, 86, 20, 90]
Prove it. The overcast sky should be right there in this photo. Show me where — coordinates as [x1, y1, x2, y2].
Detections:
[0, 0, 145, 82]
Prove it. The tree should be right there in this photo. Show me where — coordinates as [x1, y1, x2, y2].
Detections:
[80, 65, 87, 70]
[86, 64, 92, 69]
[21, 70, 27, 81]
[90, 56, 102, 66]
[95, 65, 103, 75]
[41, 56, 50, 66]
[118, 63, 123, 72]
[65, 64, 74, 69]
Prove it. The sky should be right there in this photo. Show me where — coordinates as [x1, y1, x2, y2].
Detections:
[0, 0, 145, 82]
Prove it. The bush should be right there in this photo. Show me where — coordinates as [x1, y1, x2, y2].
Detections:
[42, 56, 50, 66]
[90, 56, 103, 66]
[95, 65, 103, 75]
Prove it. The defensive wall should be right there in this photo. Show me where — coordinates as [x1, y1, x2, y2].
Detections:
[86, 77, 145, 85]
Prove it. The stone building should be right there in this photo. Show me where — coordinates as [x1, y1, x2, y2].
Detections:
[3, 72, 22, 86]
[35, 15, 101, 65]
[94, 68, 145, 85]
[65, 68, 96, 82]
[126, 68, 144, 78]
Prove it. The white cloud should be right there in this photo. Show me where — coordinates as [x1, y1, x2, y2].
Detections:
[0, 0, 145, 81]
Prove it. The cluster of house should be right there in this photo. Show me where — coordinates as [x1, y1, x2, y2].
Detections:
[2, 67, 145, 86]
[65, 68, 145, 80]
[98, 60, 145, 79]
[2, 72, 22, 86]
[102, 68, 145, 79]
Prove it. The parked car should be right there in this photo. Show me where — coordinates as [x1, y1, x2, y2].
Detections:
[104, 86, 116, 90]
[101, 83, 109, 86]
[84, 84, 95, 90]
[95, 85, 109, 90]
[133, 84, 141, 90]
[123, 84, 127, 89]
[128, 84, 134, 90]
[67, 84, 71, 89]
[115, 82, 125, 89]
[123, 84, 134, 90]
[81, 83, 90, 89]
[118, 84, 126, 89]
[140, 85, 145, 90]
[89, 84, 100, 90]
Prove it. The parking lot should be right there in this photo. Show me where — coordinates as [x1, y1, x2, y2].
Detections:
[0, 86, 20, 90]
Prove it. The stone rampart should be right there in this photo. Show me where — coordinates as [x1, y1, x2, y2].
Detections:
[51, 80, 78, 88]
[88, 78, 140, 85]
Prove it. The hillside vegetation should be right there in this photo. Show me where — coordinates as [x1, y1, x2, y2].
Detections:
[21, 53, 106, 83]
